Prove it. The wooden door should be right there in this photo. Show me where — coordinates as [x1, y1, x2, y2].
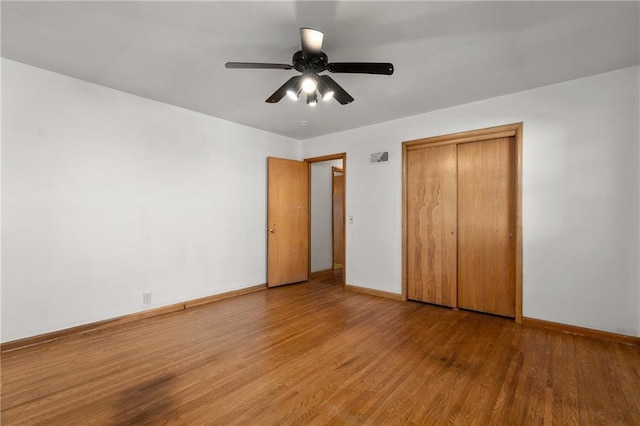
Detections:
[457, 137, 516, 317]
[267, 157, 309, 287]
[332, 169, 345, 269]
[406, 145, 458, 307]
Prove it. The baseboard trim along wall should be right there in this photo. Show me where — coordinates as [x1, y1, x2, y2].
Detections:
[345, 284, 404, 301]
[1, 284, 267, 353]
[522, 317, 640, 346]
[5, 285, 637, 352]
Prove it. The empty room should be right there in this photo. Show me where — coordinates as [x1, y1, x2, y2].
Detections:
[1, 1, 639, 424]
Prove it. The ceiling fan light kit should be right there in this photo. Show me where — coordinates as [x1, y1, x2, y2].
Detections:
[301, 76, 317, 93]
[225, 28, 394, 106]
[306, 91, 318, 106]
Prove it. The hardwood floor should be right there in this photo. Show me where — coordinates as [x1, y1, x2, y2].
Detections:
[2, 279, 639, 424]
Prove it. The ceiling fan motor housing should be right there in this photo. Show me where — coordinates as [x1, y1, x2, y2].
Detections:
[292, 50, 329, 74]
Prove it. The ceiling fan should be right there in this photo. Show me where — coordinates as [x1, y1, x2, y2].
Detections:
[225, 28, 394, 106]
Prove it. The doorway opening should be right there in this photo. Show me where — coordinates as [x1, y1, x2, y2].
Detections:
[305, 153, 347, 287]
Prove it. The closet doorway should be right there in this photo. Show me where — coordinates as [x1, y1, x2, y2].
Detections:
[402, 124, 523, 321]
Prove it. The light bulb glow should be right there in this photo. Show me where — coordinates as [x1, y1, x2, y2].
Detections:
[323, 90, 334, 101]
[306, 92, 318, 106]
[286, 89, 299, 100]
[302, 77, 317, 93]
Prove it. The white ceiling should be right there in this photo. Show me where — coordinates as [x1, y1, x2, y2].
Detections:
[2, 1, 639, 140]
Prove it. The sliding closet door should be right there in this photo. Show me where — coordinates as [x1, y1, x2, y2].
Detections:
[406, 145, 458, 307]
[457, 137, 516, 317]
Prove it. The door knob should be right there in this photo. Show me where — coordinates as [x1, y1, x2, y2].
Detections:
[268, 228, 276, 233]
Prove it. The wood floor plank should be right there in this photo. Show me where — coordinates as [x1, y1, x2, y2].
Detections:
[2, 277, 639, 424]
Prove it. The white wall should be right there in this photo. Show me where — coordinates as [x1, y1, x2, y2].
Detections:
[0, 52, 4, 343]
[1, 59, 299, 342]
[311, 160, 343, 272]
[301, 66, 640, 337]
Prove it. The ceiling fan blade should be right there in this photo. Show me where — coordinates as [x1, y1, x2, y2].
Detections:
[300, 28, 324, 58]
[266, 76, 302, 103]
[319, 75, 354, 105]
[225, 62, 293, 70]
[328, 62, 394, 75]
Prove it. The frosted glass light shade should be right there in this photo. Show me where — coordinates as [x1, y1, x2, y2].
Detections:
[302, 77, 317, 93]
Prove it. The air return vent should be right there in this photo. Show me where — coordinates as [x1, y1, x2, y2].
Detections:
[370, 151, 389, 164]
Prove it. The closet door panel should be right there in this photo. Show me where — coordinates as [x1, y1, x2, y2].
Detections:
[407, 145, 458, 307]
[457, 137, 515, 317]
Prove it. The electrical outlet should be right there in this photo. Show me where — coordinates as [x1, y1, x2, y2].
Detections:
[348, 215, 354, 224]
[143, 291, 152, 304]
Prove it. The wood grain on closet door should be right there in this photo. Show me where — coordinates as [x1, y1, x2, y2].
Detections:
[406, 144, 458, 307]
[457, 137, 516, 317]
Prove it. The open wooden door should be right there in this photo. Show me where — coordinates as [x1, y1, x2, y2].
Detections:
[267, 157, 310, 287]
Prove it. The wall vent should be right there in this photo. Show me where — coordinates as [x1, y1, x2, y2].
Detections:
[370, 151, 389, 164]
